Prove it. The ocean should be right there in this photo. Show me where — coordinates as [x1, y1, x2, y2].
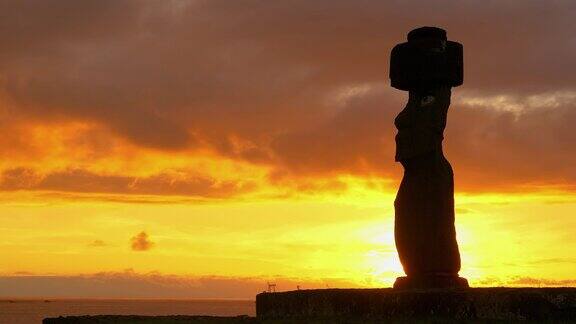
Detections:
[0, 299, 255, 324]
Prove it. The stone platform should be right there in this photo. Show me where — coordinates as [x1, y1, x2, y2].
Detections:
[256, 288, 576, 322]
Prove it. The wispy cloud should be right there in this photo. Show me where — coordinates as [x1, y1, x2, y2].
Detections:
[87, 240, 107, 248]
[0, 270, 360, 298]
[0, 270, 574, 298]
[0, 167, 258, 198]
[526, 258, 576, 265]
[507, 277, 576, 287]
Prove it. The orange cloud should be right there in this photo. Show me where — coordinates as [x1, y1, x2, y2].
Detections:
[1, 1, 576, 298]
[508, 277, 576, 287]
[0, 0, 574, 195]
[88, 240, 107, 247]
[130, 232, 154, 251]
[0, 167, 258, 198]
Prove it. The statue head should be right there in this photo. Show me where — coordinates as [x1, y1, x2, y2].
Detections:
[390, 26, 463, 91]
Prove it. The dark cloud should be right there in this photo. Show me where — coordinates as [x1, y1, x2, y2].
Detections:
[0, 270, 359, 298]
[508, 277, 576, 287]
[446, 97, 576, 191]
[88, 240, 107, 247]
[449, 276, 576, 287]
[130, 231, 154, 251]
[0, 271, 574, 298]
[0, 0, 575, 192]
[271, 87, 399, 178]
[0, 168, 257, 198]
[271, 88, 576, 191]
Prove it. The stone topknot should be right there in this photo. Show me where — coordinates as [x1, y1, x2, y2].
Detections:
[407, 26, 447, 42]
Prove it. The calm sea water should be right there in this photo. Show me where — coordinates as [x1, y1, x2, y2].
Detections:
[0, 299, 255, 324]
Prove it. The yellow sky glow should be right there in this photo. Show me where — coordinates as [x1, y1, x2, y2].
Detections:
[2, 0, 576, 297]
[1, 180, 575, 289]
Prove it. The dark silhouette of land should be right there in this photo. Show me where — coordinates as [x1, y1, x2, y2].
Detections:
[45, 288, 576, 322]
[257, 288, 576, 322]
[391, 26, 467, 289]
[43, 315, 257, 323]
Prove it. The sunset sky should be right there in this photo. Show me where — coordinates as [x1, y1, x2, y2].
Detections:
[1, 0, 575, 298]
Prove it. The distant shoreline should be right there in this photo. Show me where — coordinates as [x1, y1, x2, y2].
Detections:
[0, 297, 255, 301]
[44, 315, 257, 324]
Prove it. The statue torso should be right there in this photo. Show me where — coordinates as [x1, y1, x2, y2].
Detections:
[394, 87, 451, 162]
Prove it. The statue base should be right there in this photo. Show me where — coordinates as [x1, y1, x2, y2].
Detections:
[256, 288, 576, 321]
[394, 275, 469, 289]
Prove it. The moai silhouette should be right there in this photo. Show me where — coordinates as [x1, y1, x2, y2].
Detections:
[390, 26, 468, 289]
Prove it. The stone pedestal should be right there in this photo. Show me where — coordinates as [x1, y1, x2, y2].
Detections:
[394, 275, 469, 289]
[256, 288, 576, 321]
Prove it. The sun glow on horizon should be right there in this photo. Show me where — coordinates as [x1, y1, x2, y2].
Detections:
[1, 177, 575, 295]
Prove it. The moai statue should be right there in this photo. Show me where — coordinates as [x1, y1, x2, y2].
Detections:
[390, 26, 468, 289]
